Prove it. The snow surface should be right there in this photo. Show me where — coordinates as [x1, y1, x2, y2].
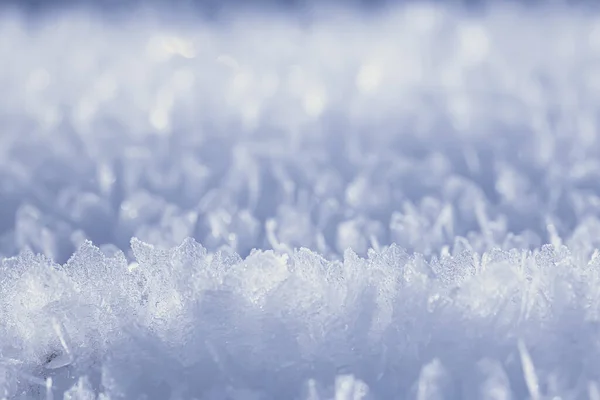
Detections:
[2, 2, 600, 399]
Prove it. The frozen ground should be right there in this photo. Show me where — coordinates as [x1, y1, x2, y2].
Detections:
[2, 2, 600, 399]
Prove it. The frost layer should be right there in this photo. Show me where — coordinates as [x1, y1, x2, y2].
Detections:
[4, 238, 600, 399]
[2, 3, 600, 399]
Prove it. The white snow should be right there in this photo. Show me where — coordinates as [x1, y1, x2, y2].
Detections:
[1, 2, 600, 398]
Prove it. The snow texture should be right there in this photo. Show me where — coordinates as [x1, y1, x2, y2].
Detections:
[2, 2, 600, 399]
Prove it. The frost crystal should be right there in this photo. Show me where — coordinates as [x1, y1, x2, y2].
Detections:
[1, 1, 600, 399]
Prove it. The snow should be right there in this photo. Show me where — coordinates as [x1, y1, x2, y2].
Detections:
[2, 1, 600, 398]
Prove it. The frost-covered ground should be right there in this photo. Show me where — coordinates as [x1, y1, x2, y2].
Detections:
[3, 2, 600, 399]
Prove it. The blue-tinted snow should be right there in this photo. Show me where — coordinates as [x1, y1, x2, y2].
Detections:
[2, 3, 600, 399]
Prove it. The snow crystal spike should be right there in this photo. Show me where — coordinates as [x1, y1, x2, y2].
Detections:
[518, 339, 540, 400]
[44, 318, 74, 370]
[45, 377, 53, 400]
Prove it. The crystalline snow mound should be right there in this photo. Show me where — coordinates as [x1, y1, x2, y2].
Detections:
[2, 237, 600, 399]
